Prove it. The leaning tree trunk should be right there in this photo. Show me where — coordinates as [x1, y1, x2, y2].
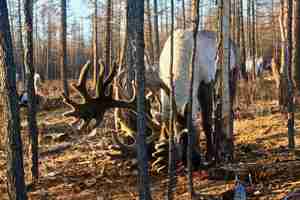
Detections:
[287, 0, 295, 149]
[0, 0, 27, 199]
[128, 0, 152, 199]
[24, 0, 39, 182]
[60, 0, 69, 97]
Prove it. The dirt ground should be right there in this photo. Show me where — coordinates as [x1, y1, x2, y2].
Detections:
[0, 78, 300, 200]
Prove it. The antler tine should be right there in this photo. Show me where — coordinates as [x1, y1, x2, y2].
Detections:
[72, 60, 91, 101]
[103, 61, 118, 91]
[61, 92, 77, 108]
[95, 59, 105, 98]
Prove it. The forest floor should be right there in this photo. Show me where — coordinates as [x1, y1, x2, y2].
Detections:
[0, 78, 300, 200]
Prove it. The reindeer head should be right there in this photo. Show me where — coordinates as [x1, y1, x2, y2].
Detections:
[62, 60, 136, 130]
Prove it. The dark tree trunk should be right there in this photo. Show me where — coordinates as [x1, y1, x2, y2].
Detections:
[153, 0, 160, 63]
[24, 0, 39, 182]
[61, 0, 69, 97]
[0, 0, 27, 199]
[240, 0, 247, 78]
[182, 0, 186, 29]
[167, 0, 176, 199]
[293, 0, 300, 91]
[186, 0, 200, 197]
[17, 0, 25, 88]
[287, 0, 295, 149]
[128, 0, 152, 199]
[146, 0, 154, 65]
[105, 0, 112, 76]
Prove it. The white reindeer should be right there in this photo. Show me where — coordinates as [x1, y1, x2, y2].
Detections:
[158, 29, 238, 160]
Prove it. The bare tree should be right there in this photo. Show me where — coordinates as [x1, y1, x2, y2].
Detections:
[216, 0, 234, 162]
[60, 0, 69, 97]
[0, 0, 27, 198]
[167, 0, 176, 198]
[146, 0, 154, 65]
[186, 0, 200, 197]
[240, 0, 247, 78]
[92, 0, 98, 88]
[127, 0, 152, 199]
[153, 0, 160, 63]
[17, 0, 25, 88]
[24, 0, 39, 182]
[293, 0, 300, 91]
[287, 0, 295, 149]
[105, 0, 112, 76]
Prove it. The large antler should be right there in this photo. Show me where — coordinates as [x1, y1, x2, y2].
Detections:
[62, 60, 136, 130]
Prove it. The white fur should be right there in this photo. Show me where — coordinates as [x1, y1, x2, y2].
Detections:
[246, 57, 264, 75]
[159, 29, 237, 118]
[19, 73, 41, 104]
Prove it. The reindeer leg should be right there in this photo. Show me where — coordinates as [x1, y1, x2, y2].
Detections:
[198, 81, 214, 161]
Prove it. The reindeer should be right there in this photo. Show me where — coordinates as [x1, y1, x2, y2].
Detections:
[158, 29, 239, 161]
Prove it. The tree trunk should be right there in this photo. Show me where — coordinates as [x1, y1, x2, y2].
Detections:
[92, 0, 98, 88]
[279, 0, 288, 108]
[0, 0, 27, 199]
[146, 0, 154, 65]
[24, 0, 39, 182]
[293, 0, 300, 91]
[182, 0, 186, 29]
[128, 0, 152, 199]
[216, 0, 234, 162]
[47, 5, 52, 80]
[17, 0, 25, 88]
[167, 0, 176, 199]
[60, 0, 69, 97]
[240, 0, 247, 78]
[186, 0, 200, 197]
[105, 0, 112, 76]
[153, 0, 160, 63]
[287, 0, 295, 149]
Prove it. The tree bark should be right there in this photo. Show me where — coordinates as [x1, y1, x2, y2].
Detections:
[0, 0, 27, 199]
[240, 0, 247, 78]
[17, 0, 25, 88]
[287, 0, 295, 149]
[293, 0, 300, 91]
[92, 0, 98, 88]
[146, 0, 154, 65]
[186, 0, 200, 197]
[216, 0, 234, 162]
[153, 0, 160, 63]
[105, 0, 112, 76]
[167, 1, 176, 199]
[24, 0, 39, 182]
[60, 0, 69, 97]
[127, 0, 152, 199]
[182, 0, 186, 29]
